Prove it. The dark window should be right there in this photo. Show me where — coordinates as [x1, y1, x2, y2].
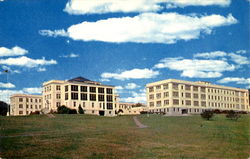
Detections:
[71, 85, 78, 91]
[106, 88, 113, 94]
[81, 93, 88, 100]
[19, 98, 23, 102]
[65, 85, 68, 92]
[71, 93, 78, 100]
[90, 87, 96, 93]
[65, 93, 68, 100]
[98, 87, 104, 93]
[19, 104, 23, 108]
[90, 94, 96, 101]
[106, 95, 113, 102]
[81, 86, 87, 92]
[56, 85, 61, 90]
[98, 95, 105, 101]
[107, 103, 113, 109]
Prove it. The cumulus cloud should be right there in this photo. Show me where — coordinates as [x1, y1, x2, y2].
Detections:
[155, 57, 235, 78]
[194, 51, 227, 58]
[39, 29, 68, 37]
[0, 82, 15, 88]
[40, 13, 237, 44]
[125, 83, 140, 89]
[228, 53, 250, 65]
[101, 68, 159, 80]
[37, 67, 47, 72]
[23, 87, 42, 94]
[60, 53, 79, 58]
[0, 56, 57, 68]
[0, 66, 20, 74]
[64, 0, 231, 15]
[0, 46, 28, 57]
[120, 91, 146, 103]
[217, 77, 250, 88]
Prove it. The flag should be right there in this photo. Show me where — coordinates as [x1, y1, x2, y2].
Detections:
[3, 70, 9, 73]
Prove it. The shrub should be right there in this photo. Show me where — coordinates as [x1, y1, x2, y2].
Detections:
[57, 105, 77, 114]
[69, 109, 77, 114]
[226, 110, 241, 121]
[30, 111, 40, 115]
[201, 110, 214, 120]
[78, 106, 84, 114]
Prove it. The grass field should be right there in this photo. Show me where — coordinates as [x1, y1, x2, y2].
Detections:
[0, 114, 249, 159]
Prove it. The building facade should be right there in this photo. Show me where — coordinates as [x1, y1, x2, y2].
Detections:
[10, 94, 43, 116]
[43, 77, 118, 116]
[118, 103, 147, 115]
[146, 79, 249, 115]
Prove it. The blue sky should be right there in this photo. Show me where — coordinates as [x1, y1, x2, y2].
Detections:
[0, 0, 249, 103]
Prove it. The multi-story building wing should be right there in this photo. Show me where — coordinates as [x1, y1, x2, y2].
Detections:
[10, 94, 43, 116]
[118, 102, 147, 115]
[43, 77, 118, 116]
[146, 79, 249, 115]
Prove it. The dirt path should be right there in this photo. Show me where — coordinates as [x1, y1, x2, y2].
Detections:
[133, 116, 148, 128]
[45, 114, 55, 118]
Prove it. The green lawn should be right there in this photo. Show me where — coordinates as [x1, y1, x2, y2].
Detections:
[0, 114, 249, 159]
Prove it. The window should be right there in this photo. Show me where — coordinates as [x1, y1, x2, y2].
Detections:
[31, 99, 33, 102]
[90, 94, 96, 101]
[185, 85, 191, 91]
[194, 101, 199, 106]
[156, 93, 161, 99]
[89, 87, 96, 93]
[35, 99, 38, 103]
[172, 83, 178, 90]
[39, 99, 41, 102]
[186, 100, 191, 106]
[39, 105, 41, 109]
[164, 100, 169, 105]
[19, 111, 23, 115]
[107, 103, 113, 109]
[156, 85, 161, 90]
[31, 105, 33, 109]
[185, 93, 191, 98]
[65, 85, 68, 92]
[82, 102, 85, 107]
[98, 87, 104, 93]
[149, 102, 154, 107]
[200, 87, 206, 93]
[156, 101, 161, 107]
[71, 93, 78, 100]
[106, 88, 113, 94]
[106, 95, 113, 102]
[35, 105, 37, 109]
[173, 99, 179, 105]
[99, 103, 102, 108]
[149, 94, 154, 100]
[201, 94, 206, 100]
[201, 101, 206, 107]
[81, 93, 87, 100]
[164, 92, 169, 98]
[71, 85, 78, 91]
[65, 93, 68, 100]
[19, 98, 23, 102]
[81, 86, 87, 92]
[98, 95, 105, 101]
[56, 102, 60, 107]
[26, 104, 29, 108]
[193, 93, 199, 99]
[56, 85, 61, 90]
[92, 110, 95, 114]
[149, 87, 154, 92]
[173, 91, 179, 97]
[163, 84, 168, 89]
[26, 98, 29, 102]
[193, 86, 198, 91]
[74, 102, 76, 107]
[56, 94, 61, 99]
[19, 104, 23, 108]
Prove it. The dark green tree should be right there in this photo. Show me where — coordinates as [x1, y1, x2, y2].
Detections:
[200, 110, 214, 120]
[226, 110, 241, 121]
[0, 101, 9, 116]
[78, 105, 84, 114]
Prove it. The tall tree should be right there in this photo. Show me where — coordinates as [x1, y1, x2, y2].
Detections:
[0, 101, 9, 116]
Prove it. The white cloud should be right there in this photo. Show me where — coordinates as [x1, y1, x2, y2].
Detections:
[0, 90, 24, 103]
[100, 78, 110, 82]
[125, 83, 140, 89]
[228, 53, 250, 65]
[115, 86, 124, 90]
[40, 13, 237, 44]
[0, 46, 28, 57]
[120, 91, 146, 103]
[0, 66, 21, 74]
[194, 51, 227, 58]
[0, 56, 57, 68]
[37, 67, 47, 72]
[236, 50, 247, 54]
[23, 87, 42, 94]
[101, 68, 159, 80]
[60, 53, 79, 58]
[217, 77, 250, 85]
[64, 0, 230, 15]
[0, 82, 15, 88]
[155, 58, 235, 78]
[39, 29, 68, 37]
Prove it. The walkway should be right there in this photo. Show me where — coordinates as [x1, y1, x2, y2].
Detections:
[133, 116, 148, 128]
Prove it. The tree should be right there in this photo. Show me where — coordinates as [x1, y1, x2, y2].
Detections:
[78, 105, 84, 114]
[201, 110, 214, 120]
[0, 101, 9, 116]
[117, 109, 123, 115]
[226, 110, 241, 121]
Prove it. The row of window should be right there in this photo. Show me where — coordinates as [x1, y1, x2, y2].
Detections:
[65, 93, 113, 102]
[74, 102, 114, 110]
[18, 104, 41, 109]
[65, 85, 113, 94]
[19, 98, 42, 103]
[150, 92, 206, 99]
[150, 108, 202, 113]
